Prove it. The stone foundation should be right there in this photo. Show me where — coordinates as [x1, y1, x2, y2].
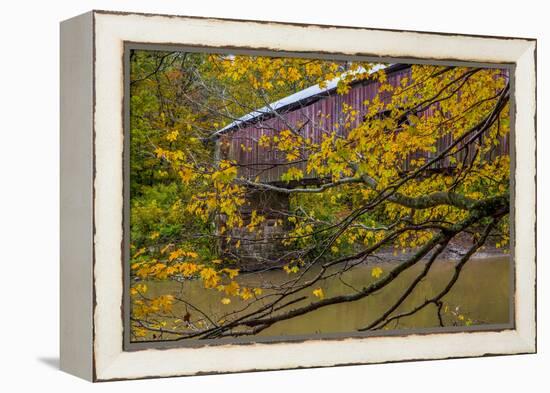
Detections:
[219, 189, 294, 271]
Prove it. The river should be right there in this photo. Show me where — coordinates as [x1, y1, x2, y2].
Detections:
[138, 255, 511, 341]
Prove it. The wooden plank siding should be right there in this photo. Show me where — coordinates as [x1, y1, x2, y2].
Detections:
[217, 65, 509, 185]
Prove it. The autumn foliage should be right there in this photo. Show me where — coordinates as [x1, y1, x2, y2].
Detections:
[129, 50, 510, 341]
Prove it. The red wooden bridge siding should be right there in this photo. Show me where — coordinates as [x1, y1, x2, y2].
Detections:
[218, 65, 510, 185]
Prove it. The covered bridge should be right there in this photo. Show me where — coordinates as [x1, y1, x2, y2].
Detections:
[211, 63, 509, 268]
[214, 63, 509, 185]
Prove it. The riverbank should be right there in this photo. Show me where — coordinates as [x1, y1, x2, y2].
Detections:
[236, 231, 509, 272]
[374, 231, 509, 263]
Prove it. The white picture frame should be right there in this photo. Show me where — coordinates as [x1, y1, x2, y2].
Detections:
[60, 10, 536, 381]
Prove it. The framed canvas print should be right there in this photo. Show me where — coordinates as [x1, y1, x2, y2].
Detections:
[60, 10, 537, 381]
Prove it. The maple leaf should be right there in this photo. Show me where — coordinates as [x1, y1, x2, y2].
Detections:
[313, 288, 324, 299]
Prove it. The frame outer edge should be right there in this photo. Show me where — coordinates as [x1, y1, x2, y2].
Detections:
[59, 11, 95, 381]
[91, 11, 537, 381]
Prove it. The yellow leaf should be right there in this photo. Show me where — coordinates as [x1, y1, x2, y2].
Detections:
[221, 298, 231, 305]
[166, 130, 179, 142]
[283, 265, 299, 274]
[132, 248, 146, 259]
[179, 167, 195, 184]
[178, 262, 199, 277]
[168, 249, 182, 262]
[253, 288, 263, 296]
[371, 266, 383, 279]
[222, 268, 240, 279]
[240, 288, 253, 300]
[224, 281, 240, 296]
[313, 288, 324, 299]
[134, 327, 147, 337]
[200, 267, 220, 288]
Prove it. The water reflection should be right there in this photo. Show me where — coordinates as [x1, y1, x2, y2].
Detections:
[139, 256, 510, 340]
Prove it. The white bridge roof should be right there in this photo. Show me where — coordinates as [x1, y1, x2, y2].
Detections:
[213, 64, 388, 136]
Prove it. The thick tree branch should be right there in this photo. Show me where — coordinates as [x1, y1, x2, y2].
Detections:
[237, 176, 478, 210]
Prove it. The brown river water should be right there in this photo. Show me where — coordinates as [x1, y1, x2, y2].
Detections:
[137, 255, 511, 341]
